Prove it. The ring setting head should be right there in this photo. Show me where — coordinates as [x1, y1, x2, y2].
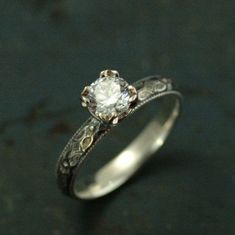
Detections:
[81, 70, 137, 124]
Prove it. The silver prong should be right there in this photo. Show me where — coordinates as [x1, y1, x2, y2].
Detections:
[97, 112, 117, 123]
[81, 86, 90, 97]
[112, 117, 119, 125]
[81, 86, 91, 107]
[100, 70, 119, 78]
[81, 101, 87, 107]
[128, 85, 137, 102]
[99, 113, 112, 122]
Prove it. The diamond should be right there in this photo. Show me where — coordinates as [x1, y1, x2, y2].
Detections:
[81, 70, 137, 123]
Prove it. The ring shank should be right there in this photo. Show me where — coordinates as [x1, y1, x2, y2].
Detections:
[73, 93, 181, 199]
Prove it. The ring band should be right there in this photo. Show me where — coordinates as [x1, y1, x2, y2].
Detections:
[56, 70, 182, 200]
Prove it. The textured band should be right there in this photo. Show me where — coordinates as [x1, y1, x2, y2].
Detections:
[56, 75, 182, 199]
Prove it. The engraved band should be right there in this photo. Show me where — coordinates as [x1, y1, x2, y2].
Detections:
[56, 74, 182, 199]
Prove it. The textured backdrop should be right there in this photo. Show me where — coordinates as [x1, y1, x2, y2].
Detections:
[0, 0, 234, 235]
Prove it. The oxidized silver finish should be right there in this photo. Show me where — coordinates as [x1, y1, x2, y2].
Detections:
[56, 70, 182, 200]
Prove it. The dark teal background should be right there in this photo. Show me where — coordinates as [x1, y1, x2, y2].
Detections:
[0, 1, 234, 234]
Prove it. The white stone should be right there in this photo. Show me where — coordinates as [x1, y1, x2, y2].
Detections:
[88, 76, 130, 117]
[94, 78, 121, 107]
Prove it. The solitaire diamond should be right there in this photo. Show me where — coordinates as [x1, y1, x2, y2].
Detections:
[81, 70, 137, 123]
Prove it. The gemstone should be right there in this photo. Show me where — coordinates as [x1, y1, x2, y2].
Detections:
[94, 78, 121, 108]
[86, 76, 131, 120]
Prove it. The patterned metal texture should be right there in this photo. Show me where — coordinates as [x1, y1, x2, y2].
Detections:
[56, 76, 178, 197]
[0, 0, 234, 234]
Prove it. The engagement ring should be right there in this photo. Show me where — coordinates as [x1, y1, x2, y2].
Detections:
[56, 69, 182, 200]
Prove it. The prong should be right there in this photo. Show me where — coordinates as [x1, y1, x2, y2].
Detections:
[128, 85, 137, 102]
[81, 86, 90, 97]
[98, 113, 112, 122]
[81, 86, 91, 107]
[111, 111, 118, 121]
[81, 101, 87, 107]
[112, 116, 119, 125]
[97, 111, 117, 123]
[100, 69, 119, 78]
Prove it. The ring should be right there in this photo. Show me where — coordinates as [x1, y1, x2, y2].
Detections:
[56, 69, 182, 200]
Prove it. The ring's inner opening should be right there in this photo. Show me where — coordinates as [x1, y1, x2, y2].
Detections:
[74, 94, 180, 199]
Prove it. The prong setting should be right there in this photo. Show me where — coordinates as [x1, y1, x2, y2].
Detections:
[100, 69, 119, 78]
[97, 111, 118, 123]
[127, 85, 138, 102]
[81, 86, 91, 107]
[81, 70, 138, 124]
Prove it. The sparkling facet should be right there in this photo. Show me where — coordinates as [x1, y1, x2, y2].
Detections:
[87, 76, 131, 120]
[94, 79, 121, 107]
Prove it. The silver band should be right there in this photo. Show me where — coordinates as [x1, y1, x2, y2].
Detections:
[56, 75, 182, 199]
